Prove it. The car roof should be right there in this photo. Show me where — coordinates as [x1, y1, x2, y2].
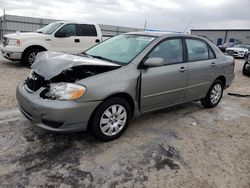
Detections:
[51, 20, 98, 25]
[126, 31, 201, 39]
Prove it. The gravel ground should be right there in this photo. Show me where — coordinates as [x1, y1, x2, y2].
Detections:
[0, 56, 249, 188]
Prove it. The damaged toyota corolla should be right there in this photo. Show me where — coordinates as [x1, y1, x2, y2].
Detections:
[17, 32, 235, 141]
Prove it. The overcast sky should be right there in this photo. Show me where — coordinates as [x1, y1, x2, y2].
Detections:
[1, 0, 250, 31]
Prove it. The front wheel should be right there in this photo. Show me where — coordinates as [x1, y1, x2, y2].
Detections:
[22, 48, 44, 68]
[89, 97, 131, 141]
[201, 80, 224, 108]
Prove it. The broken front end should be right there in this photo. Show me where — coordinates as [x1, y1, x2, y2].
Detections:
[17, 52, 121, 132]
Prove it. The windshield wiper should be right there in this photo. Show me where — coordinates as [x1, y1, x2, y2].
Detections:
[79, 53, 121, 64]
[91, 55, 122, 65]
[77, 52, 92, 58]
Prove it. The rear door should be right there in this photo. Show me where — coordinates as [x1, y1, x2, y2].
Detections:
[77, 24, 101, 51]
[52, 24, 81, 53]
[184, 38, 217, 101]
[140, 38, 188, 112]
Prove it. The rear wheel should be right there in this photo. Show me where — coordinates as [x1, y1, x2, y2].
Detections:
[201, 80, 224, 108]
[89, 97, 131, 141]
[22, 48, 44, 68]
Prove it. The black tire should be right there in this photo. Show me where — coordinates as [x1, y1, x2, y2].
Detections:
[22, 48, 44, 68]
[245, 53, 249, 63]
[89, 97, 132, 141]
[243, 62, 250, 76]
[201, 80, 224, 108]
[243, 62, 247, 75]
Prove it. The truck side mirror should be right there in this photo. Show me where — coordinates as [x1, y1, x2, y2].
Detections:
[54, 31, 67, 38]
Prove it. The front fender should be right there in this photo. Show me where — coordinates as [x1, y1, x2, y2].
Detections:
[76, 64, 140, 103]
[22, 39, 52, 51]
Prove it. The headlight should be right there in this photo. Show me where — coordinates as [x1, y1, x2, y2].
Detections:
[47, 83, 86, 100]
[8, 38, 21, 46]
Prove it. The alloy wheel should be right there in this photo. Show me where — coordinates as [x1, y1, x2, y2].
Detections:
[100, 104, 127, 136]
[210, 84, 222, 104]
[28, 52, 38, 64]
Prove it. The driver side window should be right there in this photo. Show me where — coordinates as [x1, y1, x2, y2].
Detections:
[148, 39, 183, 65]
[56, 24, 76, 37]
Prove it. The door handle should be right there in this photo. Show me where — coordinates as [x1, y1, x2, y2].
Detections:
[95, 39, 100, 43]
[179, 67, 188, 72]
[211, 62, 216, 67]
[75, 39, 80, 43]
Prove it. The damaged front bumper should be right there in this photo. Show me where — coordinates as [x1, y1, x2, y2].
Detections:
[16, 81, 101, 132]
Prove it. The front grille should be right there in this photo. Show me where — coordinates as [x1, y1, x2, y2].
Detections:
[226, 50, 234, 56]
[2, 37, 8, 47]
[25, 72, 45, 92]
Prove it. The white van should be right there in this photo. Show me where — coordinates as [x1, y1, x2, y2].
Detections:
[1, 21, 102, 67]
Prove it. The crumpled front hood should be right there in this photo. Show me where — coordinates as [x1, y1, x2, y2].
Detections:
[31, 52, 121, 80]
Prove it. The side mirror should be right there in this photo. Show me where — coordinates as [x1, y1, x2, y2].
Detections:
[54, 31, 67, 38]
[143, 58, 164, 68]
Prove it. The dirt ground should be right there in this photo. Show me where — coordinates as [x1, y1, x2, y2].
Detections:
[0, 56, 249, 188]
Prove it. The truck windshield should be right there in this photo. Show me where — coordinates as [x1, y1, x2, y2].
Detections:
[38, 22, 64, 35]
[84, 35, 156, 65]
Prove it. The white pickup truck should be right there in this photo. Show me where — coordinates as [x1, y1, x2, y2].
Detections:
[1, 21, 102, 67]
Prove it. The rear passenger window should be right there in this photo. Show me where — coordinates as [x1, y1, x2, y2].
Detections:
[186, 39, 209, 61]
[78, 24, 97, 36]
[148, 39, 183, 64]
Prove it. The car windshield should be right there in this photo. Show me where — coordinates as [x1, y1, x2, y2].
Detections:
[38, 22, 64, 35]
[84, 34, 156, 64]
[234, 44, 250, 50]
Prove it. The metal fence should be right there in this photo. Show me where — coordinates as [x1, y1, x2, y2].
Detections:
[0, 14, 143, 41]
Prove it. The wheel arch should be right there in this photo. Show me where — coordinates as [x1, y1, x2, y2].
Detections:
[87, 92, 135, 130]
[21, 45, 47, 61]
[215, 75, 226, 88]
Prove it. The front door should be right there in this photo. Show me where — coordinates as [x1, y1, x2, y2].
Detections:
[140, 38, 188, 112]
[52, 24, 81, 53]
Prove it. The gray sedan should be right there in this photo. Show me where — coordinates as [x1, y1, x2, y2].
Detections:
[17, 32, 235, 141]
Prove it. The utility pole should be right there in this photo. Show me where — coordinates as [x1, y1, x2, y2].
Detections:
[144, 20, 147, 30]
[1, 9, 5, 41]
[183, 20, 192, 33]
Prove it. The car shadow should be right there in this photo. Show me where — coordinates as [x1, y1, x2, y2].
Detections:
[2, 60, 27, 69]
[131, 101, 203, 125]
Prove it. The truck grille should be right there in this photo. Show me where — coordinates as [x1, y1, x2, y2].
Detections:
[25, 72, 45, 92]
[2, 37, 8, 47]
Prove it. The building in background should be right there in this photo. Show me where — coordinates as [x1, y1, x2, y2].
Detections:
[0, 14, 142, 41]
[191, 29, 250, 46]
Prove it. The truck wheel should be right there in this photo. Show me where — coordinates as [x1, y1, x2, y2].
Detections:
[201, 80, 224, 108]
[89, 97, 131, 141]
[22, 48, 44, 68]
[243, 62, 249, 76]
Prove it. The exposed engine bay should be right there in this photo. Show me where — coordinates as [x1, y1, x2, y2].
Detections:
[24, 51, 122, 99]
[25, 65, 120, 99]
